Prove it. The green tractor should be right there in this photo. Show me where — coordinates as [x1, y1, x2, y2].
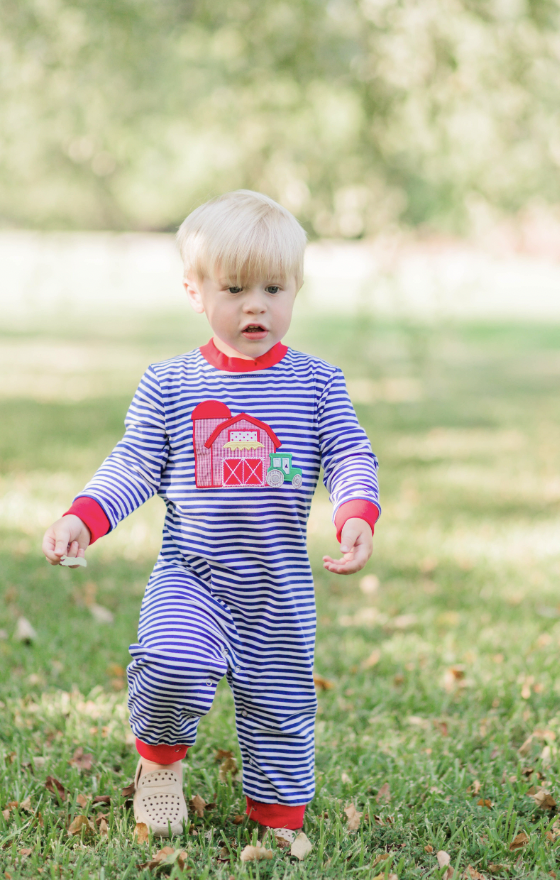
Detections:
[266, 452, 302, 489]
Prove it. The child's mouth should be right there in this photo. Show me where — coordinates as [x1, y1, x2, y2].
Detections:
[242, 324, 268, 340]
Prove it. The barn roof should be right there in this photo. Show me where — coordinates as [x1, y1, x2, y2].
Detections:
[205, 414, 281, 450]
[191, 400, 232, 421]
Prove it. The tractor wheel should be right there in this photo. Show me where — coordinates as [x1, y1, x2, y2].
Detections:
[266, 469, 284, 487]
[291, 473, 302, 489]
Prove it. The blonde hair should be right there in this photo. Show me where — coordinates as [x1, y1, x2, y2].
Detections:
[177, 190, 306, 288]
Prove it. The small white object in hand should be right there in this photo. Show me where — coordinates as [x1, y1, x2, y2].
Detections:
[60, 556, 87, 568]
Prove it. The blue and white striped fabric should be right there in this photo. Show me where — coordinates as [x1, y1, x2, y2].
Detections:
[79, 346, 380, 805]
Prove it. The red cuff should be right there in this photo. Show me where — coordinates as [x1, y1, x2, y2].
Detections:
[334, 499, 379, 543]
[63, 496, 110, 545]
[246, 796, 306, 829]
[135, 738, 189, 763]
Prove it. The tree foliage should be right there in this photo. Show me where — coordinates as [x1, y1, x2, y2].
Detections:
[1, 0, 560, 234]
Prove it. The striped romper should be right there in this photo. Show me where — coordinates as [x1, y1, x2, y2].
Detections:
[66, 339, 380, 825]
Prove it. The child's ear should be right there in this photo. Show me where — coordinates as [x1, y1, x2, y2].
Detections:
[184, 274, 205, 314]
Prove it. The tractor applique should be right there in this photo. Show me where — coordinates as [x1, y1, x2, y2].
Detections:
[266, 453, 302, 488]
[191, 399, 303, 490]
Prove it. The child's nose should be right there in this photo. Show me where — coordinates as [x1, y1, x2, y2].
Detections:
[243, 291, 266, 313]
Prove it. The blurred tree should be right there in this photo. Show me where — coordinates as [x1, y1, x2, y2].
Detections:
[1, 0, 559, 234]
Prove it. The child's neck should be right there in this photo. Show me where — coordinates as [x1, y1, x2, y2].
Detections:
[212, 336, 271, 361]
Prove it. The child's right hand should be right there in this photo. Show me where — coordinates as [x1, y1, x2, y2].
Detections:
[42, 515, 91, 568]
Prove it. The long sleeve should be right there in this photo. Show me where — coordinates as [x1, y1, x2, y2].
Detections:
[318, 368, 380, 533]
[73, 367, 169, 532]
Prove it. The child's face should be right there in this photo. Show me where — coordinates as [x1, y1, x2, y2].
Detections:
[185, 271, 298, 358]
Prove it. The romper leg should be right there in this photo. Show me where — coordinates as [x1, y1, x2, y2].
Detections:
[127, 566, 231, 747]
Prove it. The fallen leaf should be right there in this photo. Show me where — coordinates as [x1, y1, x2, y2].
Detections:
[344, 803, 362, 831]
[359, 574, 380, 595]
[2, 808, 10, 821]
[18, 848, 33, 857]
[362, 648, 381, 670]
[376, 782, 391, 804]
[45, 776, 67, 801]
[509, 831, 530, 851]
[463, 867, 485, 879]
[372, 853, 391, 866]
[142, 846, 188, 870]
[121, 782, 135, 797]
[219, 756, 239, 782]
[14, 617, 37, 643]
[214, 749, 234, 762]
[519, 736, 534, 756]
[425, 844, 434, 853]
[443, 665, 466, 692]
[232, 814, 245, 824]
[69, 747, 94, 772]
[468, 780, 482, 795]
[90, 603, 114, 624]
[437, 851, 451, 868]
[313, 673, 334, 690]
[487, 866, 509, 875]
[541, 745, 553, 766]
[477, 798, 493, 809]
[19, 796, 32, 812]
[68, 815, 96, 836]
[341, 771, 352, 784]
[98, 816, 109, 836]
[189, 794, 206, 818]
[290, 831, 312, 860]
[76, 794, 89, 808]
[531, 788, 557, 810]
[218, 845, 233, 861]
[240, 842, 273, 862]
[434, 720, 449, 737]
[92, 795, 111, 805]
[134, 822, 150, 843]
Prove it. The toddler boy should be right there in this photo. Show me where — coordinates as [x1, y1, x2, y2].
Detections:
[42, 190, 380, 837]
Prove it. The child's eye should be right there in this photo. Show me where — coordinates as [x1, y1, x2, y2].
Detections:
[265, 285, 280, 294]
[227, 286, 243, 294]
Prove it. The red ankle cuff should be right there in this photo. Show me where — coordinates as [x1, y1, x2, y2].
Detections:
[135, 738, 189, 764]
[246, 796, 306, 829]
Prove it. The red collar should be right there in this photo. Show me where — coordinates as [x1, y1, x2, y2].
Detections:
[199, 339, 288, 372]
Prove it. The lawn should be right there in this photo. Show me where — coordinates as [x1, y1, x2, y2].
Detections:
[1, 315, 560, 879]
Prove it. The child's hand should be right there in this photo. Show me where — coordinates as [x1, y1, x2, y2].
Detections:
[42, 515, 91, 568]
[322, 518, 373, 575]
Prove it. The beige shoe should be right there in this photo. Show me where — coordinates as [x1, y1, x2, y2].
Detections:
[133, 758, 188, 837]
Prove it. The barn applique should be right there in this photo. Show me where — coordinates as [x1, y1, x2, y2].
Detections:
[191, 400, 303, 489]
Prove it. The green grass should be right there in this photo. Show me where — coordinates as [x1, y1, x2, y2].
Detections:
[2, 316, 560, 878]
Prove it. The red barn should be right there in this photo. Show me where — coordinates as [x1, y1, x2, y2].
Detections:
[191, 400, 281, 488]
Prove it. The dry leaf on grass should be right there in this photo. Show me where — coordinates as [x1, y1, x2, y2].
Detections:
[487, 866, 510, 875]
[341, 772, 352, 784]
[76, 793, 89, 808]
[19, 796, 32, 812]
[344, 803, 362, 831]
[443, 665, 466, 692]
[219, 757, 239, 782]
[69, 747, 94, 771]
[477, 798, 493, 809]
[437, 851, 451, 868]
[467, 780, 482, 795]
[531, 788, 557, 810]
[372, 853, 390, 866]
[240, 842, 273, 862]
[290, 831, 312, 860]
[134, 822, 150, 843]
[121, 781, 135, 798]
[376, 782, 391, 804]
[189, 794, 206, 818]
[509, 831, 530, 850]
[232, 814, 245, 824]
[92, 795, 111, 805]
[45, 776, 67, 801]
[463, 866, 485, 879]
[425, 844, 434, 853]
[97, 816, 109, 836]
[214, 749, 234, 762]
[313, 673, 334, 690]
[362, 648, 381, 670]
[140, 846, 188, 871]
[14, 616, 37, 643]
[372, 874, 398, 880]
[2, 808, 10, 821]
[68, 815, 96, 836]
[18, 848, 33, 858]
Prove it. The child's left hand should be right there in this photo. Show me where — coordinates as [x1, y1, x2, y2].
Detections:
[322, 517, 373, 574]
